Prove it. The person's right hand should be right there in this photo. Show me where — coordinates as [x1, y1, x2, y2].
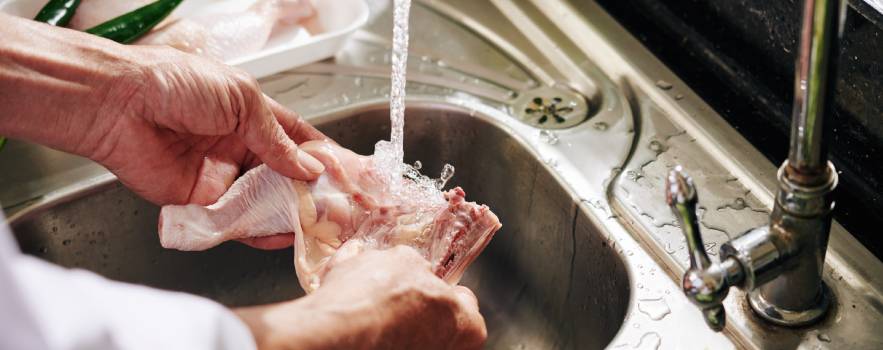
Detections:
[235, 246, 487, 350]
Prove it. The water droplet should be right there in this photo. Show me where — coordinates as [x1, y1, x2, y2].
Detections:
[637, 283, 643, 289]
[593, 121, 609, 131]
[62, 239, 72, 246]
[730, 198, 747, 210]
[648, 140, 667, 153]
[538, 130, 560, 145]
[705, 242, 717, 256]
[638, 297, 671, 321]
[655, 80, 673, 90]
[626, 170, 643, 181]
[544, 157, 559, 168]
[434, 164, 456, 189]
[817, 333, 831, 342]
[664, 242, 676, 254]
[628, 250, 634, 256]
[675, 93, 684, 100]
[635, 332, 662, 350]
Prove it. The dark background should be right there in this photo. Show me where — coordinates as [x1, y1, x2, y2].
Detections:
[591, 0, 883, 258]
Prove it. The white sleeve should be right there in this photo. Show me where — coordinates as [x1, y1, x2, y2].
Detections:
[0, 220, 257, 350]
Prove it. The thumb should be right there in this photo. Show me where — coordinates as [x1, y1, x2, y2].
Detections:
[237, 93, 325, 180]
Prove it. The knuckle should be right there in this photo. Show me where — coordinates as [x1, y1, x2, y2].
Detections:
[266, 137, 294, 161]
[231, 68, 261, 95]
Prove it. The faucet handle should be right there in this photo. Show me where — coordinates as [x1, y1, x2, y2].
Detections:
[665, 166, 711, 272]
[665, 166, 728, 331]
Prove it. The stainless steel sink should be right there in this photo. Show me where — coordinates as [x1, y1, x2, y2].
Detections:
[10, 106, 631, 349]
[7, 0, 883, 348]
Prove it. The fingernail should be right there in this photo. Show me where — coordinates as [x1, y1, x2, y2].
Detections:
[298, 151, 325, 174]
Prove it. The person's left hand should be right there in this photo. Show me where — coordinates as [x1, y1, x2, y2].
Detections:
[0, 18, 326, 249]
[90, 47, 327, 249]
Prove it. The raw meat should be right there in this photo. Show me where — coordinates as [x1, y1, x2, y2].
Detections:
[159, 140, 502, 292]
[69, 0, 153, 30]
[137, 0, 314, 61]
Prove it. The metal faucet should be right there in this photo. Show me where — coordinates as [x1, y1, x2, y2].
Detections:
[665, 0, 845, 330]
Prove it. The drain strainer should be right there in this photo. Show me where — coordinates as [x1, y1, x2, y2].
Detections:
[513, 86, 589, 129]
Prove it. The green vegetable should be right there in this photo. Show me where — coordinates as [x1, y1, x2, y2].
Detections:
[34, 0, 82, 26]
[85, 0, 184, 44]
[0, 137, 6, 152]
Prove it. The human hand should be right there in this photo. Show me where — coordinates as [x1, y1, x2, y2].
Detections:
[87, 46, 325, 205]
[1, 14, 325, 249]
[91, 46, 328, 249]
[235, 246, 487, 350]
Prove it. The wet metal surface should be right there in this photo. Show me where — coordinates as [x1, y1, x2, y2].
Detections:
[4, 0, 883, 349]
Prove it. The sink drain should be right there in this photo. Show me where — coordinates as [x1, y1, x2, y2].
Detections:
[513, 86, 589, 129]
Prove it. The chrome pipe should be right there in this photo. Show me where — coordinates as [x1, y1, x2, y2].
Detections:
[787, 0, 845, 183]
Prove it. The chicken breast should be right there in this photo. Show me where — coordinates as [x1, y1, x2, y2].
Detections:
[159, 140, 502, 292]
[137, 0, 315, 61]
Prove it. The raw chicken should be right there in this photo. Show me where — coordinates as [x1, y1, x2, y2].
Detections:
[137, 0, 315, 61]
[69, 0, 152, 30]
[159, 140, 502, 292]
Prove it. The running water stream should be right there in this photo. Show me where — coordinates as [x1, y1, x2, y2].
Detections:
[373, 0, 454, 195]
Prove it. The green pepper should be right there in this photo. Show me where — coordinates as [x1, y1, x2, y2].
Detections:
[85, 0, 184, 44]
[33, 0, 82, 26]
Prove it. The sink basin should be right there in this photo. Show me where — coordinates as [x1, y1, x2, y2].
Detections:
[11, 105, 630, 349]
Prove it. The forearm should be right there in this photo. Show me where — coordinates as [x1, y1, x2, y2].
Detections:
[0, 13, 140, 157]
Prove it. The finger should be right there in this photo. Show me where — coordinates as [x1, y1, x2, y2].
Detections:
[237, 92, 325, 180]
[237, 234, 295, 250]
[451, 286, 487, 350]
[188, 155, 240, 205]
[264, 95, 328, 143]
[452, 285, 480, 311]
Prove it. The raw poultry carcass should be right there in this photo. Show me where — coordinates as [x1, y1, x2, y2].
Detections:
[137, 0, 315, 61]
[158, 140, 502, 292]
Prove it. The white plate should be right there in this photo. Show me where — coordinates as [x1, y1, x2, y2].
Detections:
[0, 0, 369, 78]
